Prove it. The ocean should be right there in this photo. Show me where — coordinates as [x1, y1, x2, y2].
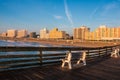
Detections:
[0, 40, 53, 47]
[0, 40, 67, 55]
[0, 40, 68, 67]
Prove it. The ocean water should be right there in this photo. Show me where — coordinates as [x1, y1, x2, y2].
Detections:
[0, 40, 53, 47]
[0, 40, 68, 55]
[0, 40, 68, 65]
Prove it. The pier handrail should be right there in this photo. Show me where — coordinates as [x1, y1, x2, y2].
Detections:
[0, 45, 119, 71]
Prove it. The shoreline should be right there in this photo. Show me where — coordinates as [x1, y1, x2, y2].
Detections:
[0, 37, 119, 48]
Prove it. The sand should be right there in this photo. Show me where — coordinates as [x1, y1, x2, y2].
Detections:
[0, 37, 119, 47]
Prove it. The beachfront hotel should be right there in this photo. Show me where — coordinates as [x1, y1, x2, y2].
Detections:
[40, 28, 68, 39]
[73, 26, 90, 40]
[94, 25, 120, 40]
[49, 28, 66, 39]
[74, 25, 120, 41]
[16, 30, 28, 38]
[1, 32, 7, 37]
[7, 29, 17, 38]
[40, 28, 49, 39]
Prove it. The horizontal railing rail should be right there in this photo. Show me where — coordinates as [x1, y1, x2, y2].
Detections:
[0, 45, 119, 71]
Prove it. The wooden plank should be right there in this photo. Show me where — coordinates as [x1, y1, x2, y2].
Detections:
[0, 45, 119, 71]
[43, 56, 65, 60]
[7, 62, 41, 69]
[43, 53, 66, 57]
[0, 46, 108, 52]
[0, 58, 41, 65]
[0, 62, 41, 71]
[0, 54, 39, 58]
[42, 60, 60, 65]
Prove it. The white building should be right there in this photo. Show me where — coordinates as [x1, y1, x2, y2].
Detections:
[7, 29, 17, 38]
[40, 28, 49, 39]
[17, 30, 28, 38]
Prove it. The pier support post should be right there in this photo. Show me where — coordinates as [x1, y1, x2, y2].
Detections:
[39, 50, 42, 66]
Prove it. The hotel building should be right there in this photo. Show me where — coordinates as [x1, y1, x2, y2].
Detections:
[49, 28, 66, 39]
[40, 28, 49, 39]
[7, 29, 17, 38]
[74, 25, 120, 41]
[74, 26, 90, 40]
[1, 32, 7, 37]
[17, 30, 28, 38]
[93, 26, 120, 40]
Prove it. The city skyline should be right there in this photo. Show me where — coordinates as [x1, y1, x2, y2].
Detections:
[1, 26, 120, 41]
[0, 0, 120, 34]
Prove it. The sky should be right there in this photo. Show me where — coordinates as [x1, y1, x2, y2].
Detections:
[0, 0, 120, 35]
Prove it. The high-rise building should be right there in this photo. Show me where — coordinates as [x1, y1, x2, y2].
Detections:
[1, 32, 7, 37]
[73, 26, 90, 40]
[49, 28, 66, 39]
[40, 28, 49, 39]
[94, 25, 108, 40]
[74, 25, 120, 41]
[17, 30, 28, 38]
[94, 25, 120, 40]
[7, 29, 17, 38]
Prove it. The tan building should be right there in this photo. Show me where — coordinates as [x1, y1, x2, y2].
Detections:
[49, 28, 66, 39]
[7, 29, 17, 38]
[73, 26, 90, 40]
[17, 30, 27, 38]
[40, 28, 49, 39]
[1, 32, 7, 37]
[94, 26, 120, 40]
[74, 25, 120, 41]
[93, 25, 108, 40]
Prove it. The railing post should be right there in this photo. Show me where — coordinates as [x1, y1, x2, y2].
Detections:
[87, 49, 90, 58]
[110, 47, 112, 52]
[99, 48, 101, 57]
[105, 47, 108, 56]
[39, 50, 42, 66]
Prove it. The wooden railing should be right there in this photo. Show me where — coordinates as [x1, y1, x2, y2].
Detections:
[0, 45, 118, 71]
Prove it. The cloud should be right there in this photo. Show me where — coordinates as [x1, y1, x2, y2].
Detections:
[53, 15, 63, 19]
[90, 7, 99, 18]
[64, 0, 73, 26]
[101, 2, 118, 16]
[104, 2, 118, 10]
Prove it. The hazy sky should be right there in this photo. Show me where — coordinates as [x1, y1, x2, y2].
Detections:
[0, 0, 120, 34]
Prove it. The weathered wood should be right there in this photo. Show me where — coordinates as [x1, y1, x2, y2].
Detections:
[0, 58, 41, 65]
[0, 45, 119, 71]
[6, 62, 41, 69]
[43, 53, 66, 56]
[0, 46, 115, 52]
[39, 50, 42, 65]
[0, 58, 120, 80]
[0, 54, 39, 58]
[43, 56, 65, 60]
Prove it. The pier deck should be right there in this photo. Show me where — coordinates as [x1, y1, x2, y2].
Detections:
[0, 57, 120, 80]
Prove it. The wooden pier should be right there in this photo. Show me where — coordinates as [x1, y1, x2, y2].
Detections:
[0, 57, 120, 80]
[0, 45, 120, 80]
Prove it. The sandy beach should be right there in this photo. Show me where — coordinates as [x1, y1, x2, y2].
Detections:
[14, 38, 120, 47]
[0, 37, 119, 47]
